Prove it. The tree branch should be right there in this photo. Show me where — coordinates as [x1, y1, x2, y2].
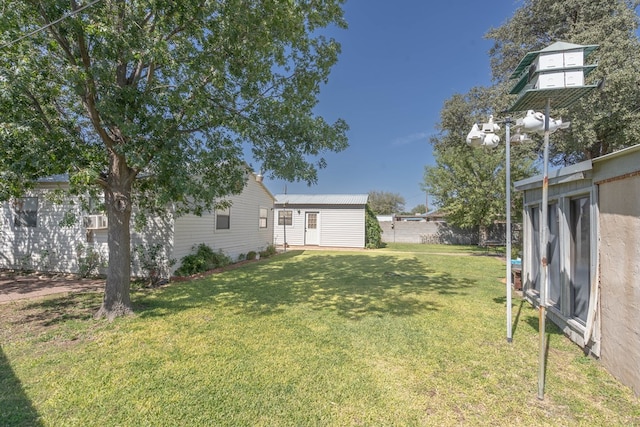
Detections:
[23, 89, 53, 132]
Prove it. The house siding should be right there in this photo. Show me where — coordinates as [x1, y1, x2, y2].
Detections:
[1, 173, 274, 277]
[173, 176, 274, 265]
[319, 207, 365, 247]
[0, 185, 105, 274]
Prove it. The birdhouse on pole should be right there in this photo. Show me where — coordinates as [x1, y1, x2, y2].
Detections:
[508, 41, 599, 112]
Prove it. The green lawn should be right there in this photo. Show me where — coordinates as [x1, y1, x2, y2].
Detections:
[1, 245, 639, 426]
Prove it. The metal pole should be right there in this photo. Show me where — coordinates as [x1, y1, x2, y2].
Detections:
[283, 204, 287, 252]
[537, 98, 551, 400]
[505, 118, 513, 343]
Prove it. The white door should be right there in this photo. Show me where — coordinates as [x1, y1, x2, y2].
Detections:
[305, 212, 319, 245]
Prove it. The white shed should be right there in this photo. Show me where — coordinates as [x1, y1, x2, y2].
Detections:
[273, 194, 368, 249]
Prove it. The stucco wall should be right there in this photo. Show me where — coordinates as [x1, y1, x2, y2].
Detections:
[598, 174, 640, 396]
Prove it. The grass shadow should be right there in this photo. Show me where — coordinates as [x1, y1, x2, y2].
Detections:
[524, 313, 564, 335]
[19, 292, 103, 327]
[138, 251, 477, 320]
[0, 345, 43, 426]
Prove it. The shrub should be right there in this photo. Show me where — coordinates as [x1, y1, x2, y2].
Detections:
[365, 204, 384, 248]
[174, 244, 231, 276]
[76, 243, 106, 278]
[246, 251, 257, 260]
[259, 244, 277, 259]
[133, 244, 176, 287]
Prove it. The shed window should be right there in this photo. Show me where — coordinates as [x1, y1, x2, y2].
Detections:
[548, 203, 561, 309]
[259, 208, 268, 228]
[529, 206, 540, 293]
[13, 197, 38, 227]
[570, 196, 590, 323]
[216, 207, 230, 230]
[278, 210, 292, 226]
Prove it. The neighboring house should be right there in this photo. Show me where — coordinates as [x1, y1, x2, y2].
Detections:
[0, 172, 275, 277]
[515, 144, 640, 396]
[273, 194, 368, 248]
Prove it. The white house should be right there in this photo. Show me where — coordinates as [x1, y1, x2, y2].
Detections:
[0, 172, 275, 277]
[273, 194, 368, 248]
[515, 144, 640, 396]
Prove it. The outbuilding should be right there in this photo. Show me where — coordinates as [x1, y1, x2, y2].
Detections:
[515, 144, 640, 396]
[273, 194, 368, 248]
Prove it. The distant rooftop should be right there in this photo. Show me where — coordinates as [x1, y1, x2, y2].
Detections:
[274, 194, 368, 205]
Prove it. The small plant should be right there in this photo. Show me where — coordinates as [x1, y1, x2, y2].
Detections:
[259, 244, 277, 259]
[133, 244, 176, 287]
[39, 249, 50, 271]
[174, 244, 231, 276]
[76, 243, 106, 278]
[17, 254, 33, 273]
[237, 253, 246, 262]
[246, 251, 257, 260]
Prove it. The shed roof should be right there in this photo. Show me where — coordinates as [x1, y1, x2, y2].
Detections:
[274, 194, 368, 206]
[514, 144, 640, 191]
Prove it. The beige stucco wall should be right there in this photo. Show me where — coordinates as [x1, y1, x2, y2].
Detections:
[598, 174, 640, 396]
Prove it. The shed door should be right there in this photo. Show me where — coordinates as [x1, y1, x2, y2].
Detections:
[305, 212, 319, 245]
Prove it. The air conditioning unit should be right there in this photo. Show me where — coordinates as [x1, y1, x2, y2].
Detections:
[84, 214, 108, 230]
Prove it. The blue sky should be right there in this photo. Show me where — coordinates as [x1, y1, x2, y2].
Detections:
[261, 0, 524, 211]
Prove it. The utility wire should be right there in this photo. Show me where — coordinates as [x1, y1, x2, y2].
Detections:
[0, 0, 103, 49]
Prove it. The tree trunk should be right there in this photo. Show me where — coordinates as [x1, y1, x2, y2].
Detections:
[479, 224, 488, 246]
[95, 158, 135, 320]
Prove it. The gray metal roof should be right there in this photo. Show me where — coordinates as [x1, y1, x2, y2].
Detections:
[37, 174, 70, 183]
[274, 194, 368, 205]
[514, 160, 593, 191]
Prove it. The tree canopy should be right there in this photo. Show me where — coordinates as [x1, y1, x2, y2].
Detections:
[487, 0, 640, 164]
[423, 87, 537, 229]
[367, 190, 405, 215]
[0, 0, 348, 319]
[424, 0, 640, 228]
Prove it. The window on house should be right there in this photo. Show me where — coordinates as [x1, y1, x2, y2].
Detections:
[13, 197, 38, 227]
[87, 194, 105, 214]
[570, 196, 590, 323]
[278, 210, 292, 226]
[216, 207, 230, 230]
[259, 207, 268, 228]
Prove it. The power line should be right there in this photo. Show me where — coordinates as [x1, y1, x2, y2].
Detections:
[0, 0, 103, 49]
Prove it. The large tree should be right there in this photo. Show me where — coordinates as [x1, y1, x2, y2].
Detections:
[0, 0, 348, 319]
[423, 86, 537, 229]
[367, 190, 405, 215]
[487, 0, 640, 164]
[425, 0, 640, 228]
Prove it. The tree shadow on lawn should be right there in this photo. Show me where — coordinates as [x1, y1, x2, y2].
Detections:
[138, 251, 477, 320]
[0, 345, 43, 426]
[18, 292, 103, 327]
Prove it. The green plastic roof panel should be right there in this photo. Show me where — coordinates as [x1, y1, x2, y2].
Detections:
[508, 41, 599, 80]
[507, 85, 600, 112]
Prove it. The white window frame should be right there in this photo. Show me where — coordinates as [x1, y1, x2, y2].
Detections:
[259, 207, 268, 229]
[216, 207, 231, 230]
[278, 210, 292, 226]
